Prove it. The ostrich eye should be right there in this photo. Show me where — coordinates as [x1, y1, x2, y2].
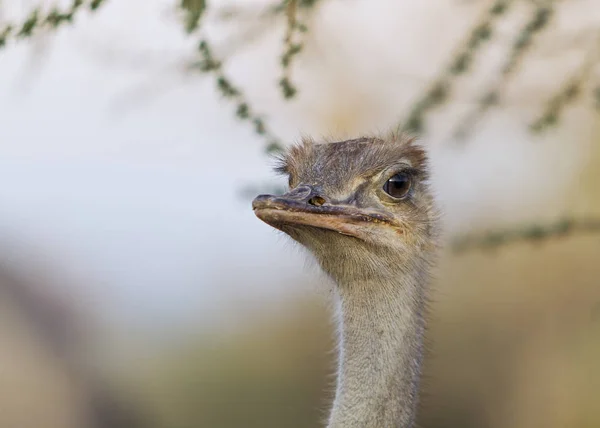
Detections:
[383, 172, 412, 199]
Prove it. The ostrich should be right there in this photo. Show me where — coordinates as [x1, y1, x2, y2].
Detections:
[252, 133, 439, 428]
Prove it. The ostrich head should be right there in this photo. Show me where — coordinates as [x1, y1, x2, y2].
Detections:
[252, 133, 437, 284]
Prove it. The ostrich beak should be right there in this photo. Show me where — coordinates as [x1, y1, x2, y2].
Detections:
[252, 189, 398, 238]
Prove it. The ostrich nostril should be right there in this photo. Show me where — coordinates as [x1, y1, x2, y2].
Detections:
[308, 196, 326, 206]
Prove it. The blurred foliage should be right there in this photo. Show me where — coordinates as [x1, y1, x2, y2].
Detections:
[452, 1, 555, 139]
[2, 0, 599, 150]
[452, 217, 600, 253]
[180, 0, 205, 33]
[0, 0, 106, 49]
[401, 0, 512, 136]
[277, 0, 310, 99]
[189, 39, 285, 153]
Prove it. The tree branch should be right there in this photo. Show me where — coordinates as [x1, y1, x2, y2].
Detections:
[452, 217, 600, 253]
[452, 0, 556, 139]
[190, 39, 284, 153]
[398, 0, 514, 135]
[0, 0, 107, 51]
[530, 32, 600, 132]
[278, 0, 307, 99]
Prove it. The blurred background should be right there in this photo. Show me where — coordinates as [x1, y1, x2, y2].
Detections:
[0, 0, 599, 427]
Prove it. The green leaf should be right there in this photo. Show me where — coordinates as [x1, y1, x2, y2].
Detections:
[90, 0, 105, 11]
[17, 9, 39, 38]
[279, 78, 297, 99]
[236, 103, 250, 119]
[180, 0, 206, 33]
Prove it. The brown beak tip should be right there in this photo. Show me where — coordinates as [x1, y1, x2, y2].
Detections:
[252, 194, 275, 210]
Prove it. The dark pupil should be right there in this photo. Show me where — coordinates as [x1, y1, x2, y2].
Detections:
[384, 173, 411, 198]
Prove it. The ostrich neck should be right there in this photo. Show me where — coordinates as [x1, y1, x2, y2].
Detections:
[327, 264, 428, 428]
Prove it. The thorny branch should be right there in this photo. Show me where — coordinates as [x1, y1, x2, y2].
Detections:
[452, 1, 556, 139]
[5, 0, 598, 153]
[452, 217, 600, 253]
[530, 32, 600, 132]
[278, 0, 308, 99]
[0, 0, 106, 50]
[182, 0, 318, 152]
[398, 0, 514, 135]
[180, 0, 287, 153]
[190, 39, 285, 153]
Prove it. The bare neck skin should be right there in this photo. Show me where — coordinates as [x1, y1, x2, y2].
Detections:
[327, 262, 428, 428]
